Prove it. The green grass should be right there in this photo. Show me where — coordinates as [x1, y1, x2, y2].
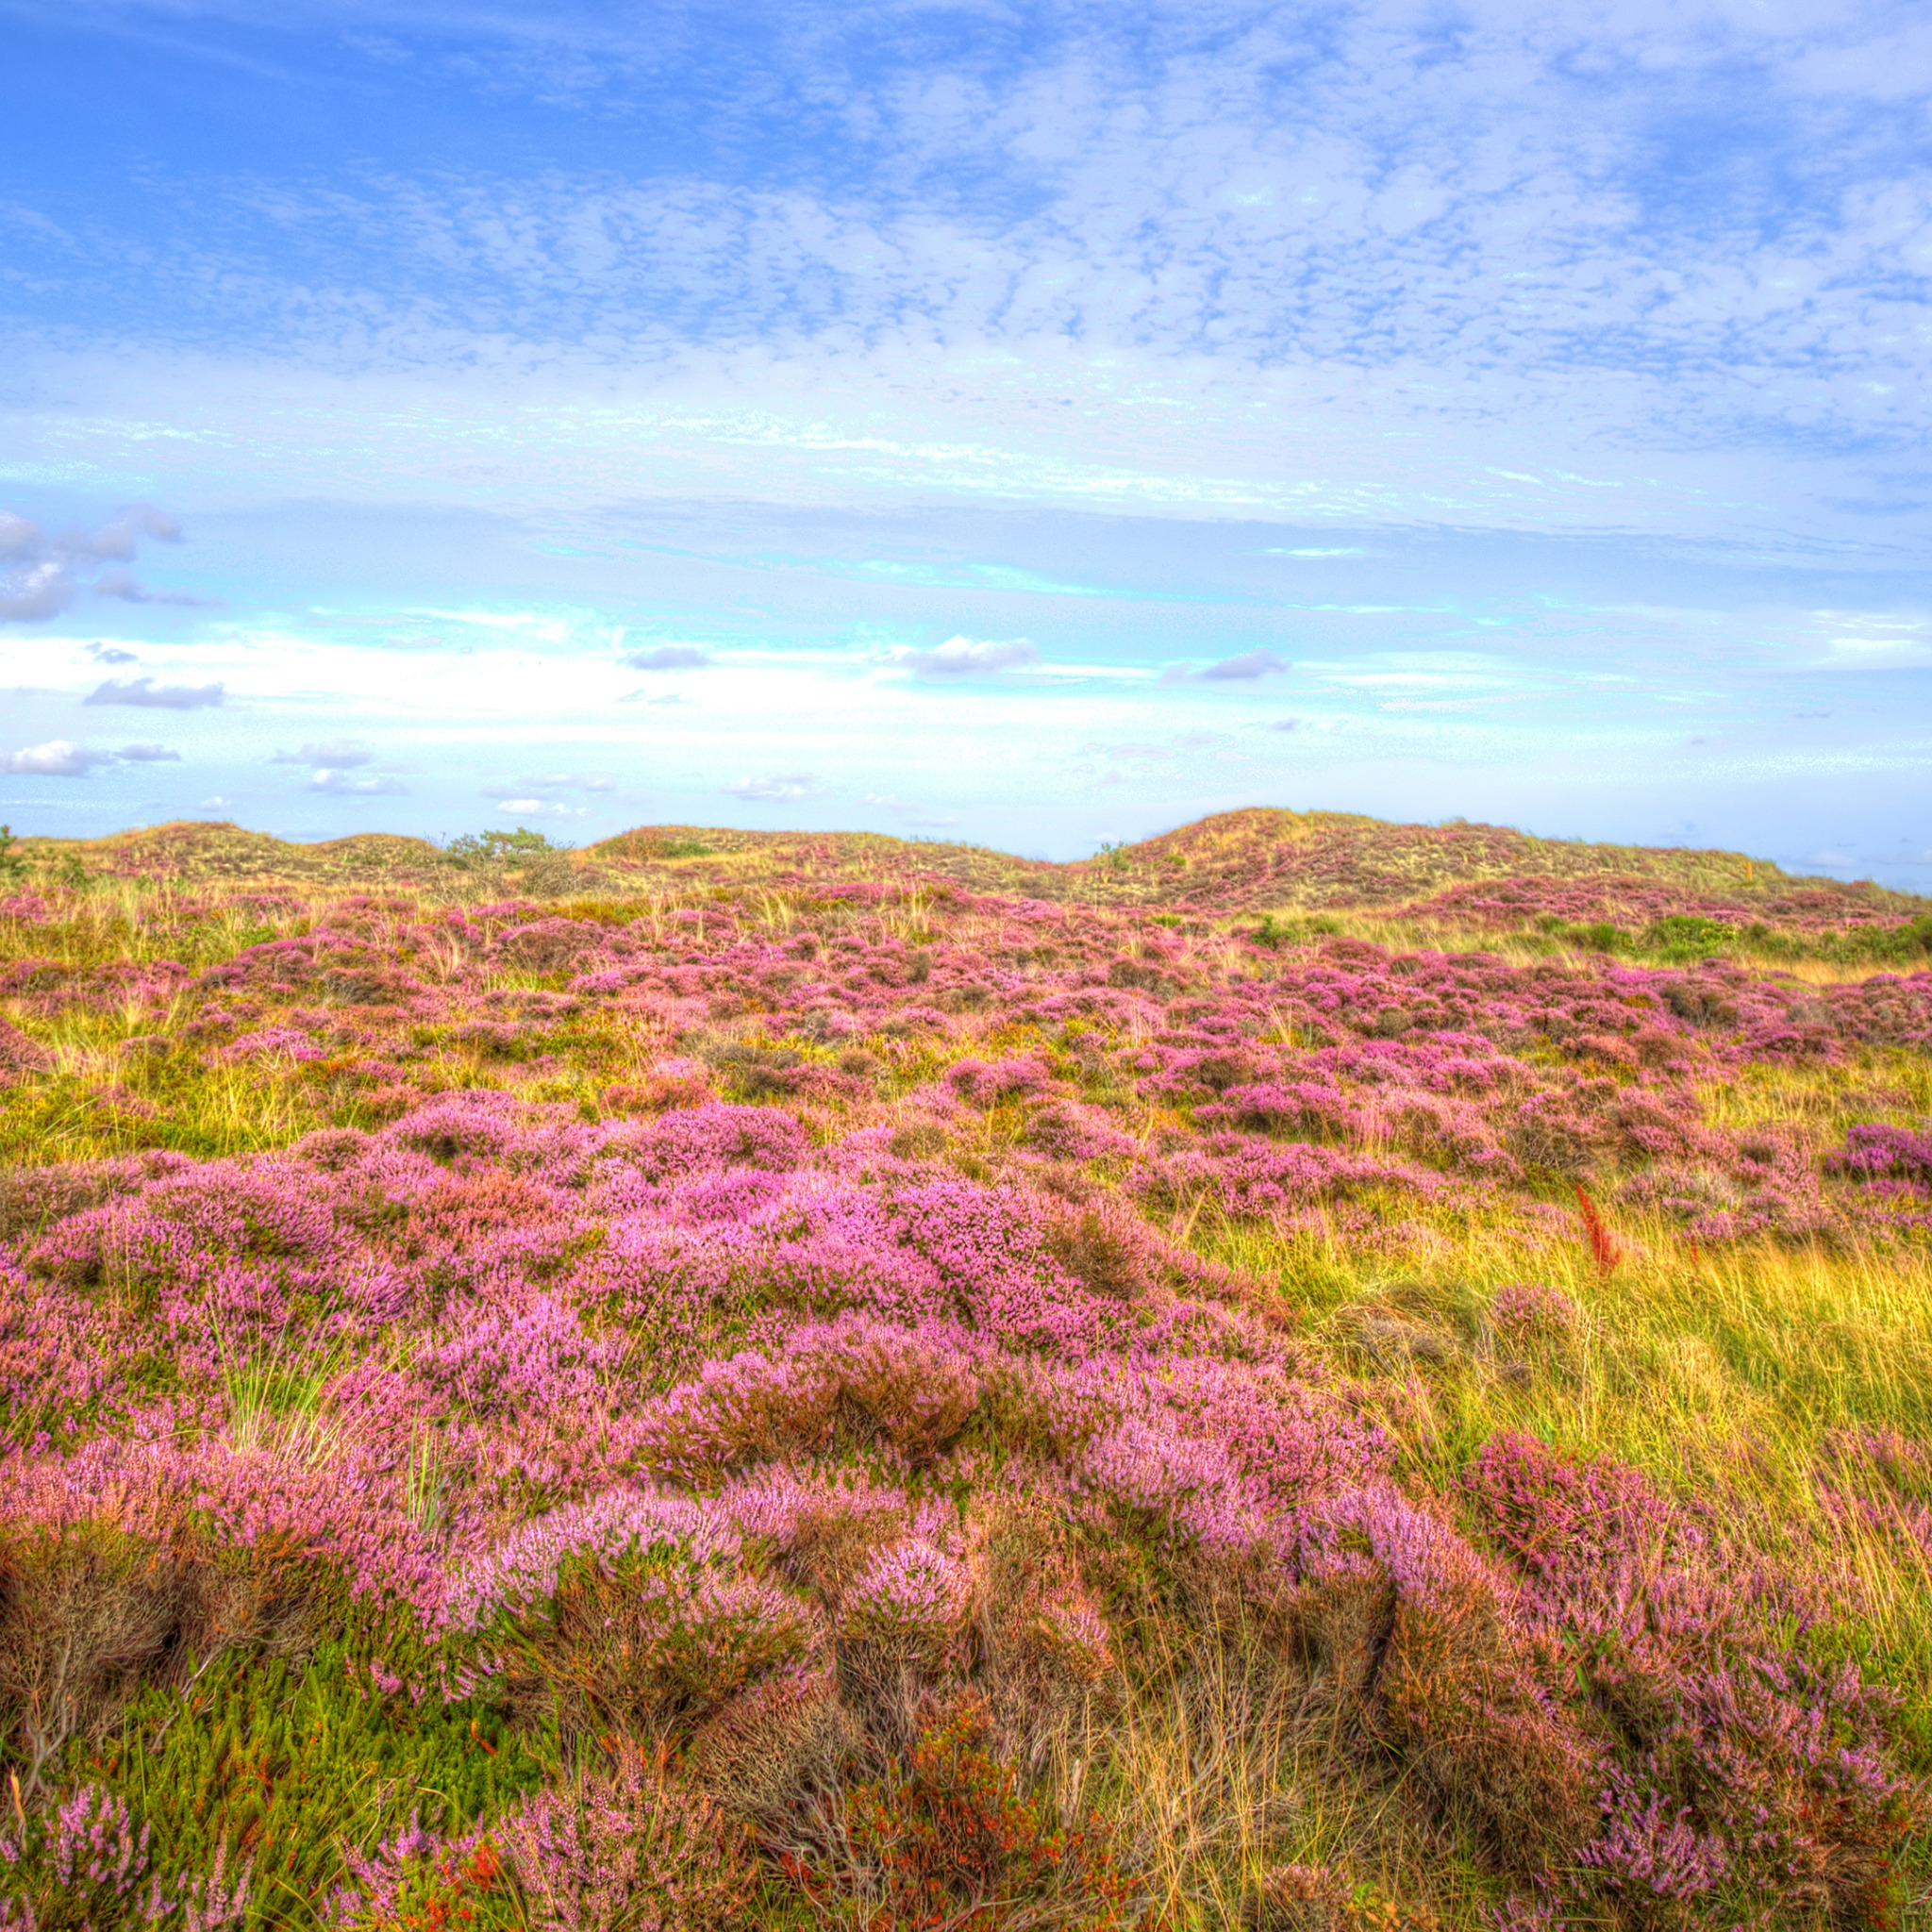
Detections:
[82, 1640, 546, 1926]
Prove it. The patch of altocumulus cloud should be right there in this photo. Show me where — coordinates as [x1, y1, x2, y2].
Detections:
[9, 2, 1932, 550]
[84, 677, 225, 709]
[0, 508, 208, 620]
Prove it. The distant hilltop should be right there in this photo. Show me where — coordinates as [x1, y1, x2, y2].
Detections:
[5, 808, 1924, 937]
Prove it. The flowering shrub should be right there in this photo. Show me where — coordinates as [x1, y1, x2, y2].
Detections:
[1484, 1283, 1580, 1357]
[444, 1489, 738, 1633]
[330, 1818, 514, 1930]
[838, 1540, 974, 1659]
[791, 1693, 1133, 1932]
[495, 1743, 757, 1930]
[0, 1783, 252, 1929]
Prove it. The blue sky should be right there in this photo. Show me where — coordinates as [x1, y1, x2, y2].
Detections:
[3, 1, 1930, 880]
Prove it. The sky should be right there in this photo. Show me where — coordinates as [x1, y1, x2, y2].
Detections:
[2, 0, 1930, 881]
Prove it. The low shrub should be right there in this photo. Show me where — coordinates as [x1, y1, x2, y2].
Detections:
[790, 1691, 1133, 1932]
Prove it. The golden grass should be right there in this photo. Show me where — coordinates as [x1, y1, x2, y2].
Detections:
[1097, 1615, 1499, 1929]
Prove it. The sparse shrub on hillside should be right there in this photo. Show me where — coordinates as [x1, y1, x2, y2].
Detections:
[444, 827, 563, 869]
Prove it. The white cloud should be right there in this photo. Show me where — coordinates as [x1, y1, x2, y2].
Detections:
[1203, 650, 1290, 682]
[0, 507, 193, 623]
[0, 560, 76, 623]
[309, 768, 408, 794]
[0, 738, 184, 774]
[93, 567, 218, 608]
[623, 645, 711, 670]
[1164, 649, 1290, 684]
[896, 636, 1041, 678]
[1823, 634, 1932, 665]
[492, 798, 587, 817]
[726, 774, 821, 801]
[0, 740, 117, 776]
[273, 740, 373, 766]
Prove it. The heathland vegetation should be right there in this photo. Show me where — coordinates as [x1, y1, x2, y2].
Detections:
[0, 808, 1927, 1928]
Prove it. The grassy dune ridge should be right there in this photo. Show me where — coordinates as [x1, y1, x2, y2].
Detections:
[0, 810, 1928, 1928]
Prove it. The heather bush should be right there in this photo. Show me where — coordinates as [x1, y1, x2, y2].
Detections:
[1464, 1432, 1920, 1921]
[331, 1819, 517, 1932]
[465, 1498, 816, 1743]
[0, 1520, 239, 1794]
[965, 1494, 1121, 1774]
[685, 1663, 857, 1835]
[837, 1538, 973, 1661]
[495, 1743, 758, 1931]
[1482, 1282, 1580, 1365]
[1289, 1487, 1602, 1868]
[791, 1691, 1133, 1932]
[0, 1785, 250, 1929]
